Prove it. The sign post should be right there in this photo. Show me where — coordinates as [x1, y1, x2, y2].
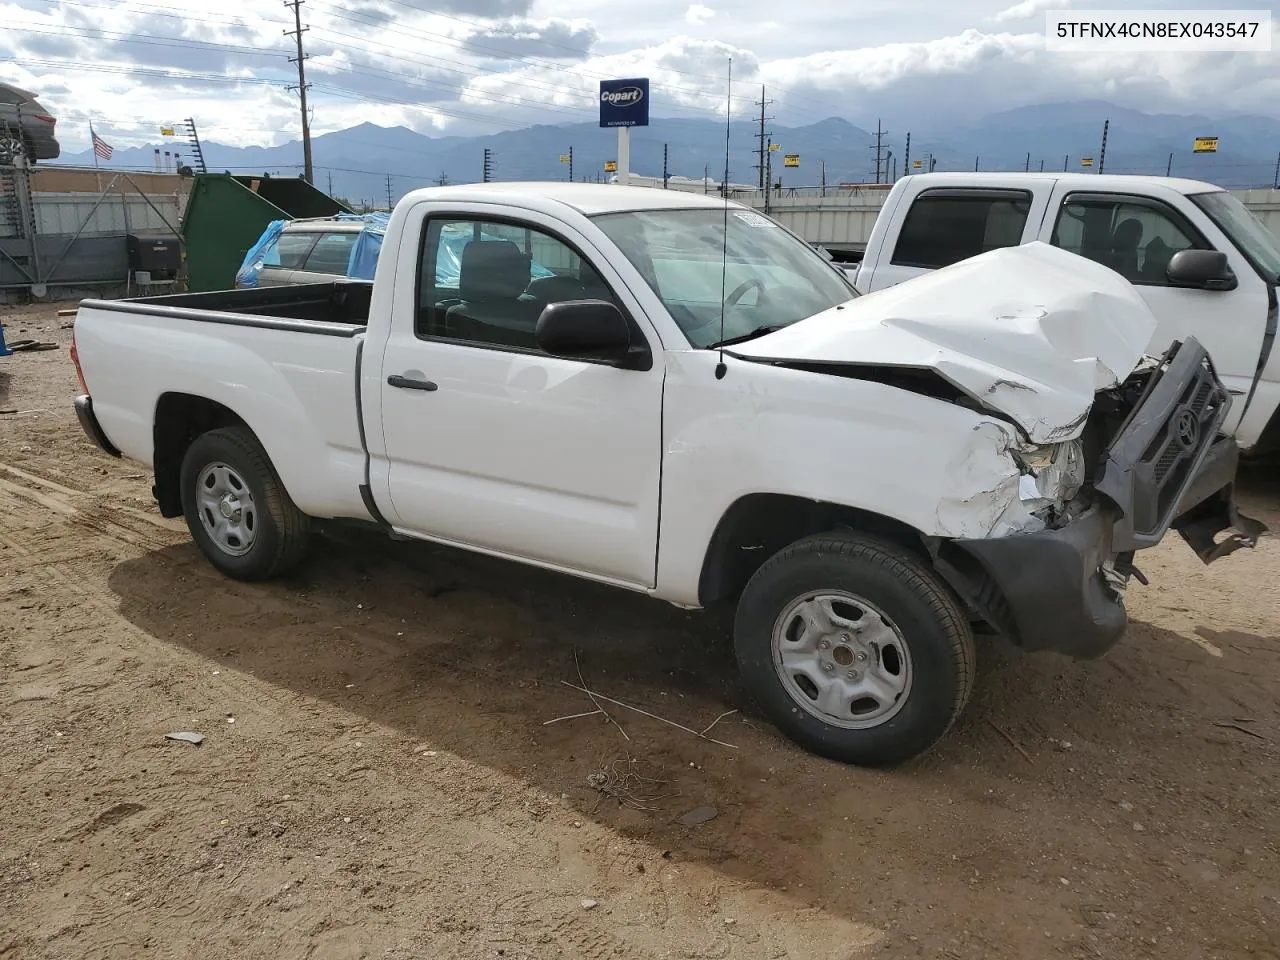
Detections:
[599, 78, 649, 186]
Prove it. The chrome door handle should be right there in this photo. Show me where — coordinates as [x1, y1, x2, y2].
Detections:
[387, 374, 438, 392]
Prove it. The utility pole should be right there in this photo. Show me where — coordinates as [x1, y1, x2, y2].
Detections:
[1039, 159, 1044, 172]
[754, 86, 774, 192]
[1166, 152, 1173, 177]
[1098, 118, 1109, 174]
[384, 174, 393, 210]
[435, 171, 449, 187]
[326, 170, 332, 196]
[284, 0, 314, 184]
[764, 136, 773, 213]
[974, 155, 979, 172]
[663, 143, 669, 189]
[871, 119, 887, 184]
[1274, 151, 1279, 189]
[1024, 151, 1030, 172]
[903, 132, 911, 177]
[820, 160, 827, 197]
[1063, 153, 1069, 171]
[483, 147, 493, 183]
[566, 146, 572, 183]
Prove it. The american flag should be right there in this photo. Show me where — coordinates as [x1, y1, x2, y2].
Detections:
[90, 125, 113, 161]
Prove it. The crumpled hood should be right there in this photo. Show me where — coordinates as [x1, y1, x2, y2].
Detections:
[728, 242, 1158, 443]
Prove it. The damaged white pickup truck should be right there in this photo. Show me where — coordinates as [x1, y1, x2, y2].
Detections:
[69, 183, 1265, 766]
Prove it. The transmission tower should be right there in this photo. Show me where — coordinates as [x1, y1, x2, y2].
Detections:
[870, 119, 888, 184]
[754, 86, 774, 191]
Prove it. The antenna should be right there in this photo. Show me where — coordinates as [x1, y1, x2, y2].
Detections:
[714, 57, 732, 381]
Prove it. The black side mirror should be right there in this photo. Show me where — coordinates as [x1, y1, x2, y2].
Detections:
[535, 299, 640, 367]
[1166, 249, 1237, 291]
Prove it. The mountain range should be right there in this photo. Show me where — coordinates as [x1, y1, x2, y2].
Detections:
[55, 100, 1280, 205]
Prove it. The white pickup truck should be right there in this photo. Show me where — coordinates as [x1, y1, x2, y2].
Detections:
[852, 173, 1280, 453]
[70, 182, 1264, 767]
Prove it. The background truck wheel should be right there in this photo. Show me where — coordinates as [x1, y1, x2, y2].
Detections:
[733, 532, 976, 766]
[179, 426, 311, 581]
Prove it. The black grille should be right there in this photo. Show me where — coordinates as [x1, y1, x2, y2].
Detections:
[1094, 338, 1230, 553]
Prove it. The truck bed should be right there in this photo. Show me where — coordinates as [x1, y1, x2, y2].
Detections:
[108, 280, 373, 329]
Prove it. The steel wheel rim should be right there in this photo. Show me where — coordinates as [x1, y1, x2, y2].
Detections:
[770, 590, 914, 729]
[196, 462, 258, 557]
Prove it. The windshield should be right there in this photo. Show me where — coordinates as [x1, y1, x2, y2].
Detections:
[592, 208, 856, 348]
[1191, 191, 1280, 283]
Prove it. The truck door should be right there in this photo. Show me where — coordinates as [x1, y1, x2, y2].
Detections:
[369, 206, 665, 589]
[1039, 185, 1270, 433]
[860, 184, 1051, 293]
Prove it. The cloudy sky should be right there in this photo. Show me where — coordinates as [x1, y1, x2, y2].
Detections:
[1, 0, 1277, 153]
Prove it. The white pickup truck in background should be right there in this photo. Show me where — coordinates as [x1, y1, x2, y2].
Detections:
[70, 182, 1264, 766]
[851, 173, 1280, 455]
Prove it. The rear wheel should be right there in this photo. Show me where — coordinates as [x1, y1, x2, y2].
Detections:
[733, 532, 976, 766]
[179, 426, 310, 580]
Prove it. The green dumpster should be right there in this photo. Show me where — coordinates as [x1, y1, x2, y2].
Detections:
[180, 174, 353, 292]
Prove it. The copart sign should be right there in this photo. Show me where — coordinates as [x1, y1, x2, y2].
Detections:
[599, 78, 650, 128]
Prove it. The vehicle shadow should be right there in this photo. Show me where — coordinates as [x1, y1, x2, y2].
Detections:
[102, 517, 1278, 949]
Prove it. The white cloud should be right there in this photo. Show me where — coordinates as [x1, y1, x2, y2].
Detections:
[992, 0, 1068, 24]
[684, 4, 715, 26]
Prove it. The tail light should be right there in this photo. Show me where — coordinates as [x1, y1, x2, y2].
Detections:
[70, 328, 89, 394]
[32, 114, 56, 125]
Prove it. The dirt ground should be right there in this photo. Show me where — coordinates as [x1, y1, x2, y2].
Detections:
[1, 301, 1278, 960]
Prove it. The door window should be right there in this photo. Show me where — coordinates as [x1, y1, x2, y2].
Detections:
[301, 232, 358, 275]
[1050, 197, 1205, 285]
[890, 190, 1032, 269]
[416, 217, 619, 351]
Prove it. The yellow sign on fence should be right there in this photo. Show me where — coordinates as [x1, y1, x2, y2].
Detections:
[604, 160, 617, 172]
[912, 159, 923, 169]
[1080, 157, 1094, 167]
[1193, 136, 1218, 153]
[559, 154, 570, 163]
[160, 126, 176, 137]
[768, 142, 780, 151]
[783, 154, 800, 168]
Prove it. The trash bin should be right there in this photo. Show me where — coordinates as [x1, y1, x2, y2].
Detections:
[179, 174, 353, 292]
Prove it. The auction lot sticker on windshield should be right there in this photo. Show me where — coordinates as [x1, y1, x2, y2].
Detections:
[734, 212, 773, 229]
[1046, 9, 1271, 51]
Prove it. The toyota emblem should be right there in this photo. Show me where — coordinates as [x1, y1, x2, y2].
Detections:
[1174, 410, 1199, 449]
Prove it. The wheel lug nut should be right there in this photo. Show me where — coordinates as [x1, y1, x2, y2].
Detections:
[847, 670, 859, 681]
[819, 640, 830, 650]
[856, 651, 867, 662]
[821, 661, 834, 673]
[841, 634, 850, 643]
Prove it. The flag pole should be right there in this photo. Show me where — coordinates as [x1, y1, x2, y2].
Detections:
[90, 121, 102, 191]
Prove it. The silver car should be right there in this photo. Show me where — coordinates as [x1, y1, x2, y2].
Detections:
[253, 219, 365, 286]
[0, 82, 60, 165]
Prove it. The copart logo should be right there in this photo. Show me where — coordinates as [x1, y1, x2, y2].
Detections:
[601, 86, 644, 107]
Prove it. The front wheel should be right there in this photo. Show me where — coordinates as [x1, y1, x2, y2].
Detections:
[733, 532, 976, 766]
[179, 426, 311, 581]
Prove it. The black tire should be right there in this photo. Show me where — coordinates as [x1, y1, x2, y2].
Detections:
[179, 426, 311, 581]
[733, 532, 976, 767]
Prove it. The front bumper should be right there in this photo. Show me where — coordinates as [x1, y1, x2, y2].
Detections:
[943, 504, 1128, 659]
[74, 395, 121, 457]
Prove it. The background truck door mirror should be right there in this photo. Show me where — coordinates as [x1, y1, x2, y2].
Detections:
[1166, 249, 1237, 291]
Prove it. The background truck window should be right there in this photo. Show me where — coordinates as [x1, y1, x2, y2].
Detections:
[890, 191, 1031, 269]
[1051, 198, 1203, 285]
[302, 232, 358, 275]
[267, 232, 321, 269]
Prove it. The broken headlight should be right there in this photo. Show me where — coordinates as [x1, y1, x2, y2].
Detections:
[1015, 439, 1086, 503]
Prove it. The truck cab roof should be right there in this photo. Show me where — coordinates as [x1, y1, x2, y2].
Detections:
[395, 181, 742, 216]
[901, 171, 1224, 196]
